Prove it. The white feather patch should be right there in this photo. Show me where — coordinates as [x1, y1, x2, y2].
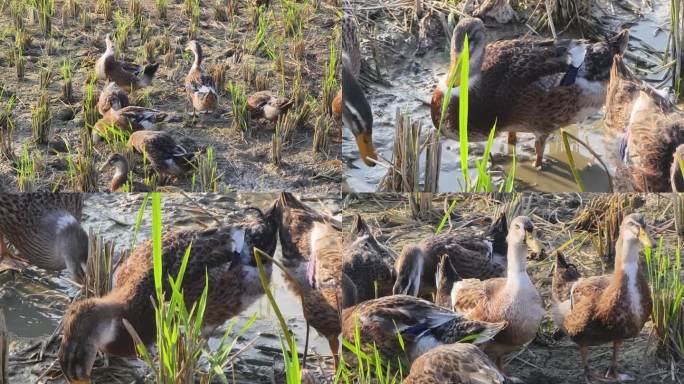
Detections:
[567, 42, 587, 67]
[140, 120, 155, 129]
[622, 261, 642, 320]
[230, 228, 246, 254]
[438, 74, 480, 97]
[56, 214, 78, 232]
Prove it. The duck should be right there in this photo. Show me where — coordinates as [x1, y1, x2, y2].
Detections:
[128, 130, 194, 178]
[341, 294, 506, 364]
[272, 192, 344, 366]
[339, 16, 378, 167]
[431, 17, 629, 169]
[551, 213, 652, 382]
[99, 154, 151, 192]
[58, 206, 278, 383]
[95, 34, 159, 92]
[184, 40, 219, 114]
[342, 214, 395, 304]
[393, 212, 510, 298]
[604, 55, 684, 192]
[97, 82, 129, 116]
[246, 91, 293, 122]
[332, 14, 361, 121]
[0, 194, 88, 283]
[402, 343, 523, 384]
[92, 106, 169, 143]
[448, 216, 544, 373]
[300, 221, 344, 367]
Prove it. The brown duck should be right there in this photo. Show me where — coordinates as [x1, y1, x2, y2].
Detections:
[95, 34, 159, 92]
[97, 82, 129, 116]
[342, 214, 395, 304]
[448, 216, 544, 373]
[393, 213, 510, 298]
[99, 154, 150, 192]
[431, 17, 628, 168]
[341, 294, 506, 364]
[272, 192, 345, 366]
[185, 40, 219, 114]
[604, 55, 684, 192]
[403, 343, 522, 384]
[58, 206, 278, 383]
[247, 91, 292, 122]
[92, 106, 169, 143]
[128, 130, 194, 178]
[0, 194, 88, 282]
[551, 213, 652, 382]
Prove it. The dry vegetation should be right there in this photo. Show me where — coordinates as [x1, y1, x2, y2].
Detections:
[0, 0, 342, 192]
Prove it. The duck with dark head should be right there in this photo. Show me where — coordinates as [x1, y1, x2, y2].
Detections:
[58, 204, 278, 383]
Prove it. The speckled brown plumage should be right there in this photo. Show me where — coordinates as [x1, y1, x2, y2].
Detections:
[342, 214, 395, 304]
[128, 130, 194, 178]
[605, 56, 684, 192]
[97, 82, 129, 116]
[432, 17, 628, 168]
[92, 106, 168, 143]
[185, 41, 218, 113]
[58, 207, 278, 382]
[0, 194, 87, 281]
[552, 213, 653, 380]
[246, 91, 292, 121]
[393, 213, 508, 298]
[95, 34, 158, 92]
[341, 294, 505, 364]
[402, 343, 516, 384]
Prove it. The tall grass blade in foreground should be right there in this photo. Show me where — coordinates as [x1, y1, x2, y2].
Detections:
[645, 239, 684, 360]
[123, 193, 254, 382]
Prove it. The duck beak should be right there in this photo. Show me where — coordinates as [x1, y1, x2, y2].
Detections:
[525, 231, 542, 257]
[355, 132, 378, 167]
[638, 227, 653, 249]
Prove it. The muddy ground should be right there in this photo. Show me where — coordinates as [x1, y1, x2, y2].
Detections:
[0, 0, 341, 193]
[341, 192, 683, 383]
[342, 0, 671, 192]
[3, 193, 342, 383]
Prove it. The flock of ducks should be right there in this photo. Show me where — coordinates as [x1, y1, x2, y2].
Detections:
[92, 33, 295, 191]
[0, 194, 659, 383]
[342, 14, 684, 192]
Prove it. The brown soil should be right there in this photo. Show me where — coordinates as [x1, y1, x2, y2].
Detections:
[0, 0, 341, 192]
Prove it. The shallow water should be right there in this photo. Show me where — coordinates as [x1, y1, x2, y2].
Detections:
[2, 193, 339, 382]
[344, 1, 671, 192]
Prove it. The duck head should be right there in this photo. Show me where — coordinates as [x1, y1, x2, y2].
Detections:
[446, 17, 486, 86]
[244, 201, 279, 259]
[100, 154, 130, 192]
[59, 299, 121, 383]
[617, 213, 652, 265]
[506, 216, 542, 265]
[342, 53, 377, 167]
[47, 212, 88, 283]
[393, 244, 424, 296]
[671, 145, 684, 192]
[104, 33, 114, 54]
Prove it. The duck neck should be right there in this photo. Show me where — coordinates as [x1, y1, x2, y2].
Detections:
[505, 243, 530, 290]
[191, 47, 202, 69]
[613, 235, 641, 287]
[110, 162, 129, 192]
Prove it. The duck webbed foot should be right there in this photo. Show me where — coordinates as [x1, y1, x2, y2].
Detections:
[533, 134, 549, 170]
